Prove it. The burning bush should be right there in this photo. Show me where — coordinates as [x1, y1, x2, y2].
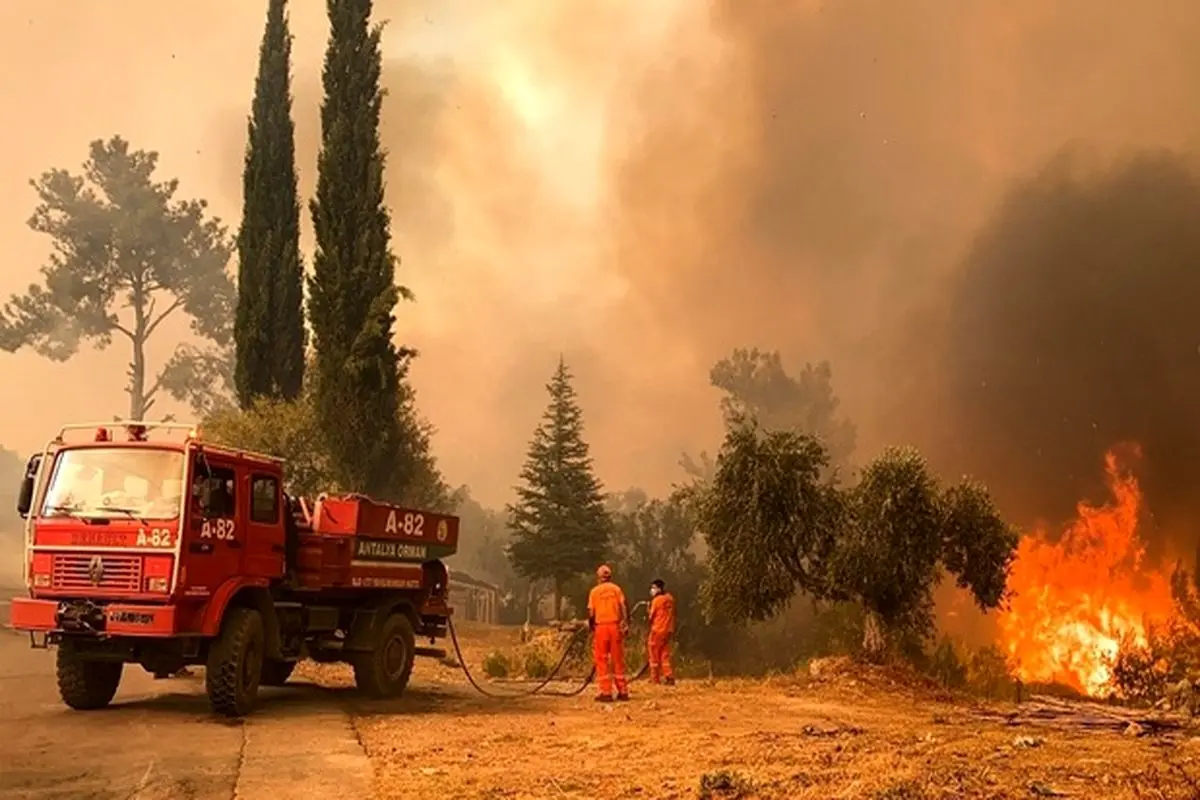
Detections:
[997, 449, 1176, 699]
[1111, 567, 1200, 709]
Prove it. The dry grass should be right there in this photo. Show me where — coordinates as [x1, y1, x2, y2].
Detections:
[295, 623, 1199, 800]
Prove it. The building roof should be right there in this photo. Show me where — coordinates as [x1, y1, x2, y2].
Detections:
[448, 569, 501, 593]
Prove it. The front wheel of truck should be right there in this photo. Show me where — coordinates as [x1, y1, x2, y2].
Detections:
[205, 607, 265, 717]
[353, 612, 415, 699]
[57, 643, 123, 710]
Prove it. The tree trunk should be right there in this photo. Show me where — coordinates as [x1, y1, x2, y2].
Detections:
[552, 579, 563, 621]
[524, 582, 536, 625]
[128, 339, 148, 419]
[862, 610, 887, 663]
[128, 288, 148, 419]
[520, 583, 536, 643]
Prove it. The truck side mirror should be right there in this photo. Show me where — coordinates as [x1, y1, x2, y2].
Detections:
[16, 453, 42, 519]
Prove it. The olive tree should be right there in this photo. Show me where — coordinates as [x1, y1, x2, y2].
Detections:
[696, 422, 846, 624]
[696, 428, 1018, 661]
[832, 448, 1016, 659]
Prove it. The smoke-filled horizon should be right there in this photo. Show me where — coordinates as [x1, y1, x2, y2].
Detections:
[3, 1, 1200, 542]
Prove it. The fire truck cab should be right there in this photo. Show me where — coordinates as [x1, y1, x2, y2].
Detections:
[8, 421, 458, 717]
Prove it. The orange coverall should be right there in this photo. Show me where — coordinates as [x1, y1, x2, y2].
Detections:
[648, 591, 677, 683]
[588, 582, 629, 698]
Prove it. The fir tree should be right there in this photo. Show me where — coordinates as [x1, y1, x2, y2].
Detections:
[507, 358, 612, 619]
[308, 0, 409, 497]
[235, 0, 305, 406]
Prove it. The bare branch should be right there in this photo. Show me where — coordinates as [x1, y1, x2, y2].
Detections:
[141, 373, 165, 408]
[145, 297, 184, 339]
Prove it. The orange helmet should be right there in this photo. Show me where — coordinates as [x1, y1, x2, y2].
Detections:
[596, 564, 612, 580]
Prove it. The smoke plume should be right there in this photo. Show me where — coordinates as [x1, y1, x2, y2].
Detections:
[943, 151, 1200, 558]
[598, 0, 1200, 540]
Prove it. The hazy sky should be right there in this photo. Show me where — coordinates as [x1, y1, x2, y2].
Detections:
[0, 0, 678, 504]
[4, 1, 1200, 514]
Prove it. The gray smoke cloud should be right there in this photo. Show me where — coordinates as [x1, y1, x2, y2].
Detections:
[942, 150, 1200, 559]
[597, 0, 1200, 537]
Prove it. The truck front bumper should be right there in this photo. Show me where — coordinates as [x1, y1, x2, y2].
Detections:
[8, 597, 179, 637]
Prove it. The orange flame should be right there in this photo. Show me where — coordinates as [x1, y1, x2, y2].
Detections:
[996, 449, 1174, 696]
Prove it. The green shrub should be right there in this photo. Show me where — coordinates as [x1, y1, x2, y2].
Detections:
[927, 637, 967, 689]
[698, 770, 756, 799]
[523, 649, 553, 679]
[966, 644, 1015, 698]
[482, 651, 510, 678]
[874, 780, 927, 800]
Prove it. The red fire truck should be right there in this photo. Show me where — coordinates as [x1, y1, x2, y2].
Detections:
[7, 421, 459, 717]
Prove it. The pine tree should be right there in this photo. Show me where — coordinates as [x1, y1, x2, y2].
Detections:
[0, 137, 233, 419]
[235, 0, 305, 407]
[507, 358, 612, 619]
[307, 0, 408, 497]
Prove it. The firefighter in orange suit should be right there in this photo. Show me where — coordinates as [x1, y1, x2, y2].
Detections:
[648, 578, 677, 685]
[588, 564, 630, 702]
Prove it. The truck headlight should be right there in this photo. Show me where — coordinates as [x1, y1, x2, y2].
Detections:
[143, 556, 172, 593]
[31, 552, 52, 588]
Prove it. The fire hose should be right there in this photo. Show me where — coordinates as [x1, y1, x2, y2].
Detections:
[446, 601, 658, 699]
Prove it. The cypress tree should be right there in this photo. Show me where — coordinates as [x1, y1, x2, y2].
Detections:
[507, 358, 613, 619]
[235, 0, 305, 407]
[308, 0, 407, 497]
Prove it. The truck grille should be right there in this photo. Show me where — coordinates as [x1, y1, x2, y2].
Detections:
[52, 553, 142, 593]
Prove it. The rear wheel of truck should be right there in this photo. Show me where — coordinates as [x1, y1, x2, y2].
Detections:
[206, 607, 265, 717]
[260, 658, 296, 686]
[353, 612, 415, 699]
[56, 643, 123, 711]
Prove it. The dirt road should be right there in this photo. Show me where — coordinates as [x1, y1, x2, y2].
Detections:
[0, 599, 372, 800]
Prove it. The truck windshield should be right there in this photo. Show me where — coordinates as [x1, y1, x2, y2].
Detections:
[39, 447, 186, 521]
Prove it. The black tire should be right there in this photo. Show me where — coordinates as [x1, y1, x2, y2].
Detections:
[260, 658, 296, 687]
[56, 643, 122, 711]
[353, 612, 415, 698]
[205, 607, 265, 717]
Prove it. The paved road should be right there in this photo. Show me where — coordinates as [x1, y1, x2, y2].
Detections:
[0, 598, 375, 800]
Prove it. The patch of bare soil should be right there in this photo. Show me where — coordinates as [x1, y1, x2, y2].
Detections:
[297, 625, 1199, 800]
